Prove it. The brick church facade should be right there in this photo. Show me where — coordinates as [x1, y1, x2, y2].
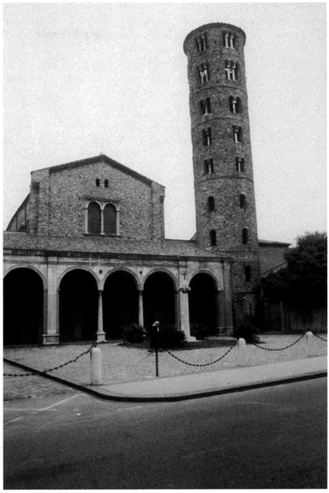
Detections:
[3, 23, 289, 345]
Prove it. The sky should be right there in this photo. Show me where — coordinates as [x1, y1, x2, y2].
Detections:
[3, 2, 327, 245]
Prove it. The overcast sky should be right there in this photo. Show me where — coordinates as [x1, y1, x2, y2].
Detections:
[3, 3, 327, 245]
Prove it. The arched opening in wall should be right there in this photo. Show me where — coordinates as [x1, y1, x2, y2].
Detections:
[4, 268, 43, 345]
[103, 271, 138, 339]
[189, 273, 218, 336]
[143, 272, 176, 331]
[59, 270, 98, 342]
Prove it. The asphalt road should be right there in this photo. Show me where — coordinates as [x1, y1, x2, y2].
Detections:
[4, 376, 327, 489]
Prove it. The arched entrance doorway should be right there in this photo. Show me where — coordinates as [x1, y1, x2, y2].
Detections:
[59, 269, 98, 342]
[103, 271, 138, 339]
[143, 272, 176, 330]
[189, 273, 218, 335]
[4, 268, 44, 345]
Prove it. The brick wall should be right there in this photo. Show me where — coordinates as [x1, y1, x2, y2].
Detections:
[184, 23, 261, 323]
[26, 157, 165, 240]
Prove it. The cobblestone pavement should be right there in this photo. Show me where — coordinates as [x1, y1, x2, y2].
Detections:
[4, 334, 327, 398]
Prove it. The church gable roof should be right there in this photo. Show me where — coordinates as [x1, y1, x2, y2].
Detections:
[37, 154, 164, 189]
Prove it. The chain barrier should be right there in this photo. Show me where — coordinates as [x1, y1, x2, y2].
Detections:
[251, 333, 305, 351]
[313, 332, 327, 342]
[4, 342, 97, 377]
[163, 339, 238, 367]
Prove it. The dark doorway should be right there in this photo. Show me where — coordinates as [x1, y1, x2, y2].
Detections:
[189, 273, 218, 335]
[143, 272, 176, 330]
[103, 271, 138, 339]
[59, 270, 98, 342]
[4, 268, 44, 345]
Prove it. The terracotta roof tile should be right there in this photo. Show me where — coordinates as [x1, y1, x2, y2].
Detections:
[3, 232, 228, 260]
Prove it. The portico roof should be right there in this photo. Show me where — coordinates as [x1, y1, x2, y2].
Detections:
[3, 232, 231, 261]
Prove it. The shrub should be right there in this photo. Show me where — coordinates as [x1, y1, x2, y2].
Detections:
[158, 324, 186, 348]
[231, 323, 260, 344]
[122, 324, 146, 344]
[191, 323, 208, 340]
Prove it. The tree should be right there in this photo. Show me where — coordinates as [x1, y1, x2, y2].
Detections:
[263, 232, 327, 307]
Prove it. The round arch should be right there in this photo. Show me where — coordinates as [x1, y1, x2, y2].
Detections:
[142, 268, 178, 292]
[143, 271, 176, 330]
[103, 270, 139, 339]
[58, 266, 100, 292]
[103, 267, 141, 291]
[189, 272, 218, 336]
[4, 267, 44, 345]
[59, 269, 98, 342]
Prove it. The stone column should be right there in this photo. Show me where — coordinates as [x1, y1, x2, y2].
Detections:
[219, 261, 233, 332]
[179, 285, 195, 341]
[138, 290, 144, 327]
[96, 290, 106, 342]
[41, 288, 48, 344]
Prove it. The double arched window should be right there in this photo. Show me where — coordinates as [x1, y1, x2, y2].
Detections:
[87, 201, 118, 236]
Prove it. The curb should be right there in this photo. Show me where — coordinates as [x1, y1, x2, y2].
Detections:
[4, 357, 327, 403]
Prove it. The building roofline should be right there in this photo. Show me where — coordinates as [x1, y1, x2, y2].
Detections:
[259, 239, 291, 247]
[6, 193, 30, 231]
[183, 22, 246, 54]
[33, 154, 165, 189]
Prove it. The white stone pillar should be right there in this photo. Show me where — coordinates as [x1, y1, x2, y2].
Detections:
[138, 290, 144, 327]
[179, 285, 195, 341]
[96, 290, 106, 342]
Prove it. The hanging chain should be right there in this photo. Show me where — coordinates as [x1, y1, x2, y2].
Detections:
[163, 340, 238, 367]
[251, 333, 305, 351]
[313, 333, 327, 342]
[4, 342, 97, 377]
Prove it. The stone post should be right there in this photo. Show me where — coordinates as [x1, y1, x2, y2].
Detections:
[90, 346, 102, 385]
[305, 331, 313, 358]
[238, 338, 247, 366]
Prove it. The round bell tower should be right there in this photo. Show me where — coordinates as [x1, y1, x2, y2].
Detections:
[184, 23, 260, 323]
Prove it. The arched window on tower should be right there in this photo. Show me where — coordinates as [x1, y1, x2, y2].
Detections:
[239, 194, 246, 208]
[204, 158, 214, 174]
[242, 228, 249, 244]
[245, 266, 251, 282]
[208, 196, 215, 211]
[95, 178, 100, 187]
[202, 128, 212, 146]
[104, 179, 109, 188]
[104, 203, 117, 235]
[225, 61, 238, 81]
[224, 32, 236, 49]
[200, 97, 212, 115]
[229, 96, 242, 113]
[88, 202, 101, 234]
[236, 157, 245, 172]
[198, 63, 209, 84]
[195, 33, 208, 52]
[233, 126, 242, 143]
[210, 230, 217, 247]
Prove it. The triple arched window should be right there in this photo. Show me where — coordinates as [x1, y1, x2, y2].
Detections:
[86, 201, 119, 236]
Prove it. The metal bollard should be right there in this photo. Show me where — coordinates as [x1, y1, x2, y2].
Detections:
[305, 331, 313, 358]
[90, 346, 102, 385]
[238, 338, 247, 366]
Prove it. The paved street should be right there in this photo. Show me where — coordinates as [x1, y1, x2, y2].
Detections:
[4, 378, 327, 489]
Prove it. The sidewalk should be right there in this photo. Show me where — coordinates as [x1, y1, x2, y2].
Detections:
[4, 335, 327, 402]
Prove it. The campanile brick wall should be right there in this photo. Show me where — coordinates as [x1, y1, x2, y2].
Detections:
[184, 23, 261, 323]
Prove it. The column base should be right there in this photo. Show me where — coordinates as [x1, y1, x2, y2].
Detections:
[96, 332, 107, 343]
[186, 336, 197, 342]
[42, 334, 59, 345]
